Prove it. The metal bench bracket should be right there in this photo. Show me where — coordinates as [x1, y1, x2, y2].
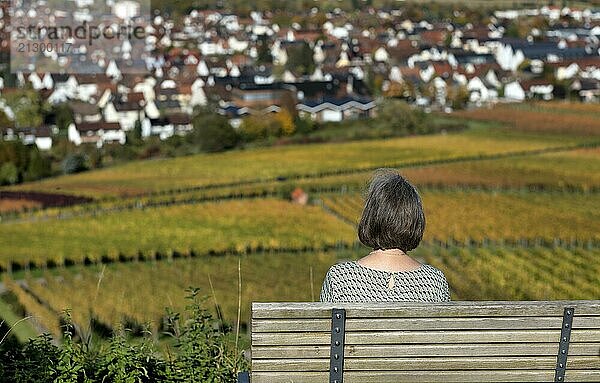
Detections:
[237, 371, 250, 383]
[554, 307, 575, 382]
[330, 308, 346, 383]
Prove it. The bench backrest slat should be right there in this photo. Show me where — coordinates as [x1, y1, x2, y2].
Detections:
[251, 301, 600, 383]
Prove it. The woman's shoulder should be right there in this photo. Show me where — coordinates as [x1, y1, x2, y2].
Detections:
[418, 264, 448, 280]
[324, 261, 364, 280]
[326, 261, 447, 282]
[326, 261, 358, 274]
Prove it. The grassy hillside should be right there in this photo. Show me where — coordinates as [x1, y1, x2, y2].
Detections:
[322, 191, 600, 243]
[5, 128, 593, 198]
[0, 103, 599, 344]
[8, 243, 598, 338]
[0, 199, 355, 270]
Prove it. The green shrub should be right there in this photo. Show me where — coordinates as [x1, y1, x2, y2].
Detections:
[190, 112, 239, 153]
[0, 288, 248, 383]
[0, 162, 19, 185]
[62, 153, 89, 174]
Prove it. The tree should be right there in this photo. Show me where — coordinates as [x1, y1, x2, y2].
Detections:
[52, 104, 74, 131]
[285, 42, 315, 76]
[83, 147, 103, 169]
[279, 91, 298, 117]
[239, 115, 268, 142]
[127, 120, 143, 146]
[374, 99, 427, 135]
[294, 116, 316, 135]
[0, 109, 12, 129]
[190, 112, 238, 153]
[274, 109, 295, 136]
[239, 113, 290, 142]
[447, 85, 470, 110]
[0, 162, 19, 185]
[24, 149, 52, 181]
[256, 36, 272, 65]
[364, 65, 386, 97]
[2, 89, 45, 128]
[0, 141, 29, 173]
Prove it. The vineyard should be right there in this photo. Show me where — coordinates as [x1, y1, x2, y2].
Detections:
[5, 127, 593, 198]
[453, 103, 600, 136]
[0, 198, 41, 214]
[4, 244, 598, 342]
[2, 146, 598, 225]
[321, 190, 600, 243]
[0, 104, 599, 348]
[400, 146, 600, 192]
[0, 199, 355, 271]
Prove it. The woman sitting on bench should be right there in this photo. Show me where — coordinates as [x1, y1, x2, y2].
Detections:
[320, 168, 450, 303]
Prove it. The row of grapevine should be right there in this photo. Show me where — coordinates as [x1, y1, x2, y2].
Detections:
[321, 191, 600, 243]
[5, 189, 600, 270]
[425, 245, 600, 301]
[519, 101, 600, 115]
[6, 128, 590, 198]
[12, 244, 599, 341]
[5, 144, 598, 224]
[3, 276, 61, 339]
[454, 106, 600, 136]
[18, 250, 349, 338]
[0, 199, 356, 272]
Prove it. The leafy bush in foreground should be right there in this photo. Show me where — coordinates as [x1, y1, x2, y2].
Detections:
[0, 288, 248, 383]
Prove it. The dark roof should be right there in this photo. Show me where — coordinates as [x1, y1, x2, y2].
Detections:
[149, 113, 191, 126]
[74, 74, 111, 84]
[76, 122, 121, 132]
[154, 99, 181, 110]
[572, 78, 600, 91]
[299, 95, 374, 108]
[237, 82, 286, 91]
[286, 80, 336, 98]
[218, 104, 250, 117]
[51, 74, 70, 83]
[13, 126, 52, 137]
[113, 101, 142, 112]
[452, 52, 496, 65]
[521, 46, 596, 60]
[483, 38, 598, 60]
[167, 113, 192, 125]
[240, 65, 273, 78]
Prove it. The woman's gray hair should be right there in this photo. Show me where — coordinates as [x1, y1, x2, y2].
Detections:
[357, 169, 425, 252]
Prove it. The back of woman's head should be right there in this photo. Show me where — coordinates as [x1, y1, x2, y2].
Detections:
[357, 169, 425, 252]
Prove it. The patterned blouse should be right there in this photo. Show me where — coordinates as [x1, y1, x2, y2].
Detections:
[320, 261, 451, 303]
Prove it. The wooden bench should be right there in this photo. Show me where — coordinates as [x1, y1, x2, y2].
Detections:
[239, 301, 600, 383]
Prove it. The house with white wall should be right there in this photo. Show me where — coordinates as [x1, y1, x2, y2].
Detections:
[68, 121, 126, 148]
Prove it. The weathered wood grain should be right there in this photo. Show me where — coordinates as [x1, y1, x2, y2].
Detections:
[251, 342, 600, 359]
[250, 370, 600, 383]
[251, 301, 600, 382]
[252, 316, 600, 332]
[252, 301, 600, 319]
[252, 356, 600, 371]
[252, 329, 600, 346]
